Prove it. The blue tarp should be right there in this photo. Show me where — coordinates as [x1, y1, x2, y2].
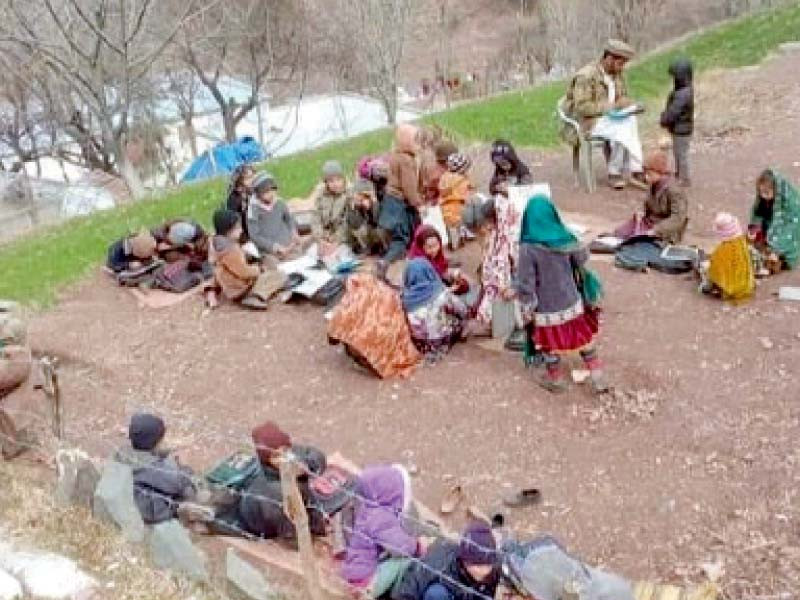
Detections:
[180, 136, 265, 183]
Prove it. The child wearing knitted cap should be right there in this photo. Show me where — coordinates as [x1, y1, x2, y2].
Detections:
[246, 172, 302, 260]
[699, 212, 755, 301]
[106, 228, 158, 274]
[439, 152, 476, 251]
[348, 179, 386, 255]
[309, 160, 355, 252]
[113, 412, 197, 524]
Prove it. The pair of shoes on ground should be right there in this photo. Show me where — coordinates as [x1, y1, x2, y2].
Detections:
[537, 370, 611, 395]
[441, 484, 541, 516]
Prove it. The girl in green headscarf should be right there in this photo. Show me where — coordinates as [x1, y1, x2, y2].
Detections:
[513, 194, 608, 394]
[749, 169, 800, 273]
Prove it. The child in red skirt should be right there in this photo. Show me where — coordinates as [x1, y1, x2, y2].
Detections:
[514, 194, 608, 394]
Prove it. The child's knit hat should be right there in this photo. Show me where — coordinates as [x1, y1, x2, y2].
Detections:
[447, 153, 472, 175]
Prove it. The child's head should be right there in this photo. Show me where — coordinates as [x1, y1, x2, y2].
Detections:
[234, 164, 256, 193]
[757, 170, 776, 202]
[354, 179, 375, 208]
[416, 226, 442, 259]
[713, 212, 743, 242]
[458, 522, 497, 583]
[213, 209, 243, 240]
[129, 229, 157, 260]
[251, 421, 292, 468]
[668, 57, 693, 88]
[491, 140, 517, 173]
[252, 172, 278, 204]
[395, 123, 420, 154]
[446, 153, 472, 176]
[129, 413, 166, 452]
[167, 221, 198, 247]
[643, 151, 671, 185]
[434, 140, 458, 166]
[322, 160, 346, 195]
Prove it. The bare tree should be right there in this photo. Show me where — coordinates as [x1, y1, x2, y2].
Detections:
[602, 0, 667, 47]
[177, 0, 308, 144]
[164, 67, 201, 158]
[332, 0, 418, 124]
[0, 0, 208, 198]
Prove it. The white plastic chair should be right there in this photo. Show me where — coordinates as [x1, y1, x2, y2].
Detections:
[556, 96, 607, 193]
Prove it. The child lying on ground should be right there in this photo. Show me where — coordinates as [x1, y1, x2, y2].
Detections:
[107, 229, 158, 274]
[113, 413, 197, 525]
[151, 219, 208, 265]
[206, 209, 287, 310]
[438, 153, 475, 251]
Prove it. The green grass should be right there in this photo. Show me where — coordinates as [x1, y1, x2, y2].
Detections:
[2, 2, 800, 306]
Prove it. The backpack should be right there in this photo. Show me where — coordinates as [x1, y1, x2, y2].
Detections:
[153, 259, 207, 293]
[205, 451, 260, 491]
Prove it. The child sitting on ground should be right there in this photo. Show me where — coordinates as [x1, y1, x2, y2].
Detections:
[151, 219, 208, 265]
[423, 140, 457, 206]
[113, 413, 197, 525]
[207, 209, 287, 310]
[106, 229, 158, 274]
[310, 160, 353, 250]
[699, 212, 755, 302]
[348, 179, 385, 255]
[247, 172, 302, 261]
[659, 58, 694, 187]
[438, 153, 475, 250]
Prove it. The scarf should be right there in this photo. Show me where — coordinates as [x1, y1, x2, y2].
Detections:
[402, 258, 445, 312]
[708, 236, 755, 301]
[407, 225, 448, 277]
[754, 169, 800, 269]
[520, 194, 579, 249]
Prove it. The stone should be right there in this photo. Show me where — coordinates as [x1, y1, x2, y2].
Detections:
[0, 550, 96, 599]
[56, 448, 100, 509]
[148, 520, 208, 581]
[93, 461, 145, 543]
[0, 569, 22, 600]
[226, 549, 275, 600]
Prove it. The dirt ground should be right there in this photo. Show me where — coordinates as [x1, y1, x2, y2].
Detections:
[7, 49, 800, 598]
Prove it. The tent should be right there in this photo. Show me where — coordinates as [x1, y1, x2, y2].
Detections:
[180, 136, 265, 183]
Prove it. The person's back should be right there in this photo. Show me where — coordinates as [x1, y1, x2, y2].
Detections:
[210, 234, 259, 300]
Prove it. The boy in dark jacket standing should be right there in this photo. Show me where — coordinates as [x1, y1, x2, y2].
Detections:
[660, 58, 694, 187]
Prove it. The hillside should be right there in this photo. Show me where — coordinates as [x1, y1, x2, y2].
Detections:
[2, 2, 800, 305]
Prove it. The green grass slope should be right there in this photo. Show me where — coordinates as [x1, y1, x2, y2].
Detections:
[2, 3, 800, 306]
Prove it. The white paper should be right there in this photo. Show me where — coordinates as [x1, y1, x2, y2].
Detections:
[421, 205, 449, 247]
[507, 183, 552, 217]
[277, 244, 332, 298]
[778, 286, 800, 301]
[591, 114, 643, 166]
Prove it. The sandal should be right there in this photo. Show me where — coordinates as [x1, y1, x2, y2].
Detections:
[502, 488, 542, 508]
[440, 484, 465, 515]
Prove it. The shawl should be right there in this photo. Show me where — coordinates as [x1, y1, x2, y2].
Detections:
[520, 194, 579, 249]
[708, 236, 755, 301]
[752, 169, 800, 269]
[489, 139, 532, 195]
[402, 258, 445, 312]
[407, 225, 448, 277]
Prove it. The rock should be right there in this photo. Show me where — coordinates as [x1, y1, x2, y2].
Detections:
[0, 569, 22, 600]
[226, 549, 275, 600]
[0, 551, 96, 599]
[148, 520, 208, 581]
[93, 461, 145, 543]
[56, 449, 100, 509]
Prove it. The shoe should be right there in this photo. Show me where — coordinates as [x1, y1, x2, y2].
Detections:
[240, 295, 269, 310]
[589, 370, 610, 395]
[629, 173, 648, 190]
[608, 175, 625, 190]
[502, 488, 542, 508]
[538, 374, 568, 394]
[440, 485, 465, 515]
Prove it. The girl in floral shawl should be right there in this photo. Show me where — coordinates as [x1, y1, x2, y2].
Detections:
[514, 194, 607, 394]
[749, 169, 800, 273]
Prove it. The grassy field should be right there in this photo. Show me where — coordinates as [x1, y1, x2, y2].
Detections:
[2, 2, 800, 306]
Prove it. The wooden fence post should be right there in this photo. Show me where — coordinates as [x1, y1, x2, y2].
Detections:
[279, 457, 325, 600]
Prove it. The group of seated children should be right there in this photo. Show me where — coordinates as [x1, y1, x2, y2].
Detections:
[117, 412, 636, 600]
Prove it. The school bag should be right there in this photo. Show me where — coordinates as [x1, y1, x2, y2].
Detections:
[153, 259, 208, 293]
[614, 236, 694, 274]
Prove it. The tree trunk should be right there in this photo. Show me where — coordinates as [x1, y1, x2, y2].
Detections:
[114, 139, 146, 200]
[223, 108, 237, 143]
[184, 117, 199, 158]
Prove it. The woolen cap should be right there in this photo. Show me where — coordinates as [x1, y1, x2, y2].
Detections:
[605, 39, 636, 60]
[459, 522, 497, 566]
[713, 212, 744, 241]
[252, 172, 278, 193]
[322, 160, 344, 180]
[447, 153, 472, 175]
[251, 421, 292, 465]
[129, 229, 157, 260]
[167, 221, 197, 246]
[129, 413, 166, 451]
